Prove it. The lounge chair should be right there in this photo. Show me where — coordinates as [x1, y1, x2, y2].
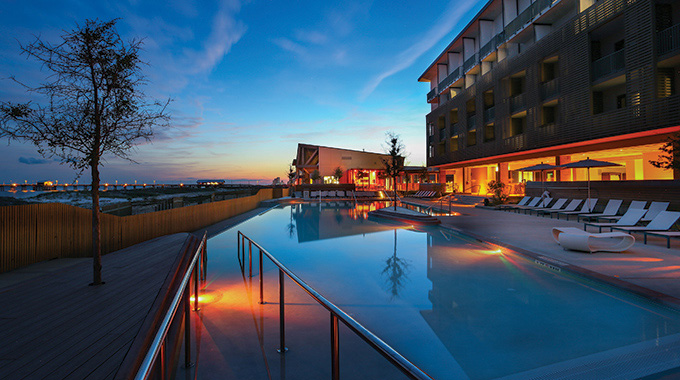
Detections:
[551, 227, 635, 253]
[642, 231, 680, 248]
[595, 200, 646, 222]
[499, 196, 531, 210]
[548, 199, 582, 219]
[640, 201, 670, 222]
[556, 198, 598, 220]
[337, 190, 345, 197]
[516, 198, 553, 214]
[533, 198, 568, 216]
[583, 208, 647, 233]
[611, 211, 680, 235]
[576, 199, 623, 222]
[507, 197, 541, 212]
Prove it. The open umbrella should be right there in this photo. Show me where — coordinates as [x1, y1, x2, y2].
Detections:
[516, 162, 557, 198]
[557, 158, 621, 212]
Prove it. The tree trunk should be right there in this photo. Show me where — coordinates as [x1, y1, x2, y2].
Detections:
[91, 162, 102, 285]
[393, 175, 397, 211]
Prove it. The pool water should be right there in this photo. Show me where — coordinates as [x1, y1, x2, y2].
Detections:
[196, 202, 680, 379]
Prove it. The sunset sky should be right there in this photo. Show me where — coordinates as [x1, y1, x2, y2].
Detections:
[0, 0, 483, 184]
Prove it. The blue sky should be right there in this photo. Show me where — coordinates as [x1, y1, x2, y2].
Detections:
[0, 0, 483, 184]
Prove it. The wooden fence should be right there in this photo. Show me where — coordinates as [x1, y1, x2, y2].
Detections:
[0, 188, 288, 273]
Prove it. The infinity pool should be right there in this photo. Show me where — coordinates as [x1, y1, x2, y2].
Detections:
[192, 202, 680, 379]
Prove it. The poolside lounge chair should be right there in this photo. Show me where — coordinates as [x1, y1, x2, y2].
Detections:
[595, 201, 646, 222]
[640, 201, 670, 222]
[532, 198, 568, 216]
[642, 231, 680, 248]
[516, 198, 552, 214]
[611, 211, 680, 236]
[499, 196, 531, 210]
[548, 199, 582, 219]
[556, 198, 598, 220]
[576, 199, 623, 222]
[583, 208, 647, 233]
[507, 197, 541, 212]
[337, 190, 345, 197]
[551, 227, 635, 253]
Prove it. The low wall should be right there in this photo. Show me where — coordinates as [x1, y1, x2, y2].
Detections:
[0, 187, 288, 273]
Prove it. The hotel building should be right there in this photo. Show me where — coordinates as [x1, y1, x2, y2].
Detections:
[419, 0, 680, 195]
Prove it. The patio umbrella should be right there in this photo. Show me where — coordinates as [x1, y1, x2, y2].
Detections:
[516, 162, 557, 196]
[557, 158, 621, 211]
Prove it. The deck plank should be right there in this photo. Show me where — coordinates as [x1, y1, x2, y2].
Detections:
[0, 232, 191, 380]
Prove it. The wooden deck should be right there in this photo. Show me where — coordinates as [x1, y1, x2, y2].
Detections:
[0, 232, 191, 380]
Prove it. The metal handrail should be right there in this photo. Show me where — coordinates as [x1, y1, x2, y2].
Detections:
[237, 231, 433, 380]
[134, 231, 208, 380]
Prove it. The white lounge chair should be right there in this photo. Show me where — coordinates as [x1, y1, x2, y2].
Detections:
[556, 198, 598, 220]
[548, 199, 582, 218]
[499, 196, 531, 210]
[576, 199, 623, 222]
[552, 227, 635, 253]
[517, 198, 552, 214]
[509, 197, 541, 212]
[643, 231, 680, 248]
[611, 211, 680, 235]
[641, 201, 670, 222]
[584, 208, 647, 233]
[533, 198, 568, 216]
[596, 200, 646, 222]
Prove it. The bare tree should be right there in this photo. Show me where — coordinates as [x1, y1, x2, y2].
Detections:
[0, 19, 170, 285]
[287, 163, 296, 185]
[382, 132, 405, 211]
[649, 133, 680, 174]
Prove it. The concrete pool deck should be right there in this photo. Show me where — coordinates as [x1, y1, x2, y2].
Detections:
[403, 197, 680, 308]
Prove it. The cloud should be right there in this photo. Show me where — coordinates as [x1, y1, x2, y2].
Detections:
[294, 30, 328, 45]
[18, 156, 51, 165]
[359, 0, 478, 100]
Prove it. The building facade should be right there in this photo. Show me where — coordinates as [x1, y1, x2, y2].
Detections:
[419, 0, 680, 195]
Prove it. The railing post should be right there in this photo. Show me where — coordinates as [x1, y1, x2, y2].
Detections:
[237, 232, 241, 261]
[259, 248, 264, 304]
[331, 313, 340, 380]
[202, 242, 207, 282]
[277, 268, 287, 353]
[184, 287, 193, 368]
[249, 240, 253, 278]
[193, 265, 200, 311]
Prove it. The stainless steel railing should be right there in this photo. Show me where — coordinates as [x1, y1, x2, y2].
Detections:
[134, 231, 208, 380]
[236, 231, 433, 380]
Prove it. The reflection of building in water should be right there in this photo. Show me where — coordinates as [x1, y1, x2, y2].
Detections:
[291, 202, 391, 243]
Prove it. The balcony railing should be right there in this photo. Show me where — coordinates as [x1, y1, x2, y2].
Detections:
[438, 67, 462, 94]
[510, 93, 525, 113]
[467, 115, 476, 130]
[540, 78, 559, 100]
[658, 23, 680, 56]
[463, 53, 479, 73]
[591, 49, 625, 81]
[427, 88, 438, 103]
[439, 128, 446, 140]
[484, 106, 495, 122]
[504, 0, 555, 38]
[479, 31, 506, 59]
[449, 122, 458, 136]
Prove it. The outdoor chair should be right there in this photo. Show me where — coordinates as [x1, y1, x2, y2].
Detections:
[611, 211, 680, 236]
[533, 198, 568, 216]
[551, 227, 635, 253]
[337, 191, 345, 197]
[328, 191, 336, 197]
[547, 199, 582, 219]
[576, 199, 623, 222]
[640, 202, 670, 222]
[515, 198, 553, 214]
[583, 208, 647, 233]
[556, 198, 598, 220]
[499, 196, 531, 210]
[642, 231, 680, 249]
[507, 197, 540, 212]
[595, 201, 646, 222]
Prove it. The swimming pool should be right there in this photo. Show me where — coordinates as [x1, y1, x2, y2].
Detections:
[186, 202, 680, 379]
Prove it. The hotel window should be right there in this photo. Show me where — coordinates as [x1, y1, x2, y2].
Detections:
[466, 99, 476, 146]
[542, 105, 557, 126]
[450, 135, 459, 152]
[616, 94, 626, 109]
[429, 145, 434, 158]
[510, 116, 525, 136]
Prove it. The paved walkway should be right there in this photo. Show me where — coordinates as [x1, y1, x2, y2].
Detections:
[403, 198, 680, 307]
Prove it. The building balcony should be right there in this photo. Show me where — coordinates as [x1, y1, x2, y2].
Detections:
[540, 78, 559, 100]
[427, 88, 438, 103]
[484, 106, 495, 122]
[591, 49, 625, 81]
[438, 67, 462, 94]
[439, 128, 447, 140]
[449, 122, 458, 136]
[467, 115, 476, 130]
[463, 53, 479, 74]
[504, 0, 555, 39]
[658, 23, 680, 56]
[479, 31, 506, 60]
[510, 93, 525, 113]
